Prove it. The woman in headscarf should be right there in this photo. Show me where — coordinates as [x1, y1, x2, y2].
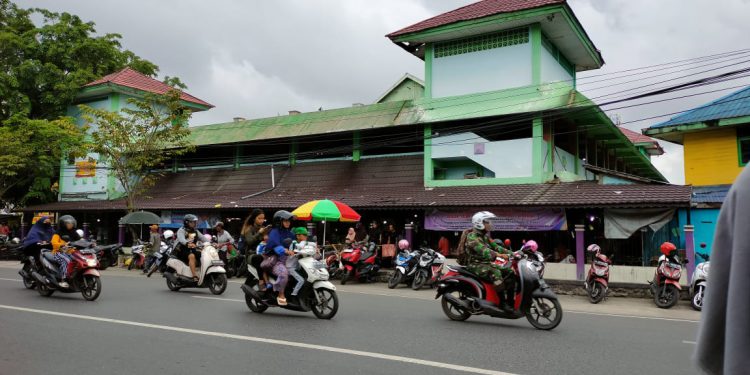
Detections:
[50, 215, 81, 288]
[22, 216, 55, 258]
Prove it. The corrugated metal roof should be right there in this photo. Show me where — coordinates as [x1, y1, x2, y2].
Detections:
[692, 184, 731, 204]
[650, 86, 750, 128]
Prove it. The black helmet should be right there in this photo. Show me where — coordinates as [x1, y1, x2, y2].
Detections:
[183, 214, 198, 227]
[58, 215, 77, 229]
[272, 210, 295, 227]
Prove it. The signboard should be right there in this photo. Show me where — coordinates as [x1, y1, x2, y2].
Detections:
[75, 160, 97, 178]
[425, 208, 567, 232]
[32, 212, 55, 224]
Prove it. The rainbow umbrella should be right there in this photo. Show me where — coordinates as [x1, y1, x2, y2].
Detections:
[292, 200, 361, 246]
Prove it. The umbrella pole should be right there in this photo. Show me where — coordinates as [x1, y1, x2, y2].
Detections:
[322, 221, 327, 253]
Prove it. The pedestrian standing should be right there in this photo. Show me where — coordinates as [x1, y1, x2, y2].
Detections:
[381, 224, 398, 267]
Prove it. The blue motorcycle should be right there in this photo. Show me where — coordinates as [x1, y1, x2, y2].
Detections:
[387, 249, 421, 289]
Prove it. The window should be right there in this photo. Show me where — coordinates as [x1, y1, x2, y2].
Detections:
[739, 137, 750, 166]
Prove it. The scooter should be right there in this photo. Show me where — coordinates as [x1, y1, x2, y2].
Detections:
[94, 243, 123, 270]
[144, 241, 168, 275]
[690, 249, 710, 311]
[163, 241, 227, 295]
[436, 245, 563, 330]
[340, 241, 380, 285]
[31, 239, 103, 301]
[147, 240, 174, 277]
[412, 248, 445, 290]
[19, 242, 50, 290]
[127, 241, 146, 270]
[241, 245, 339, 319]
[584, 245, 612, 304]
[649, 250, 686, 309]
[387, 248, 421, 289]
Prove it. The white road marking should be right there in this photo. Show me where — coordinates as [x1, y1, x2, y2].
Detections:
[682, 340, 697, 345]
[0, 303, 518, 375]
[0, 277, 19, 282]
[192, 296, 244, 302]
[567, 310, 699, 323]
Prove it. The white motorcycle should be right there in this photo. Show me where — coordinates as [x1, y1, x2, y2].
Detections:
[241, 244, 339, 319]
[163, 238, 227, 295]
[690, 250, 710, 311]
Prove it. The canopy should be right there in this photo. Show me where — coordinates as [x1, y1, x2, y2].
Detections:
[119, 211, 161, 225]
[292, 200, 360, 222]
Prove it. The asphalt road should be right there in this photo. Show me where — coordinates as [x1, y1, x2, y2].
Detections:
[0, 264, 702, 375]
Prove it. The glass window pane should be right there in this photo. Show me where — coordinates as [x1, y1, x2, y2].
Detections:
[740, 138, 750, 165]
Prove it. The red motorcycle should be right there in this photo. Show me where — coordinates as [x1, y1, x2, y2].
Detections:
[436, 245, 563, 330]
[584, 244, 612, 304]
[32, 239, 103, 301]
[340, 241, 379, 285]
[649, 242, 686, 309]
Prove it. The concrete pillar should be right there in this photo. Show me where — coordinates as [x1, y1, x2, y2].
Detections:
[118, 224, 125, 245]
[685, 225, 695, 281]
[20, 222, 27, 240]
[405, 223, 414, 248]
[83, 222, 90, 239]
[575, 224, 585, 281]
[306, 222, 316, 240]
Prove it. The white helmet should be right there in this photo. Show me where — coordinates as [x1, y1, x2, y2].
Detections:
[163, 230, 174, 240]
[76, 229, 84, 238]
[472, 211, 496, 231]
[587, 244, 601, 253]
[203, 233, 213, 242]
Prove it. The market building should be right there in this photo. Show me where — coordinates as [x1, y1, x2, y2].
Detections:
[22, 0, 692, 282]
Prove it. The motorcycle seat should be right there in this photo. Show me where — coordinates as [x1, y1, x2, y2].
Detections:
[42, 251, 56, 262]
[361, 251, 375, 260]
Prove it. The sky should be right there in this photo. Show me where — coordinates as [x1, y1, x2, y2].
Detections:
[22, 0, 750, 184]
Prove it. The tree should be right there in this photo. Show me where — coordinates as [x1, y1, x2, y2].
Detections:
[0, 0, 159, 207]
[79, 89, 194, 212]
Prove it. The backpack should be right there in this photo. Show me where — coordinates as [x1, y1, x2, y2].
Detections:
[455, 229, 472, 266]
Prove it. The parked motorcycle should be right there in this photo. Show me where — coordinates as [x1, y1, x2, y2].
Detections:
[649, 242, 686, 309]
[690, 250, 710, 311]
[584, 244, 612, 304]
[31, 239, 102, 301]
[324, 249, 344, 280]
[163, 239, 227, 295]
[127, 241, 147, 270]
[95, 243, 123, 270]
[241, 244, 339, 319]
[412, 248, 445, 290]
[436, 245, 563, 330]
[340, 241, 380, 285]
[387, 248, 420, 289]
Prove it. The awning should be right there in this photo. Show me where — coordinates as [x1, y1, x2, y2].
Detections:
[604, 208, 676, 239]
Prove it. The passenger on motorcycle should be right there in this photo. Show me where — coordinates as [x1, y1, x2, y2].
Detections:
[464, 211, 514, 312]
[176, 214, 203, 281]
[50, 215, 82, 288]
[288, 227, 315, 297]
[22, 216, 54, 257]
[257, 232, 270, 291]
[213, 222, 235, 265]
[263, 210, 295, 306]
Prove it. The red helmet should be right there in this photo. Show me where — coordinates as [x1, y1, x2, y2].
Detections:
[503, 239, 511, 247]
[660, 242, 677, 256]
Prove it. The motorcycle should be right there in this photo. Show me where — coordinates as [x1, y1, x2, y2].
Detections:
[387, 248, 421, 289]
[163, 241, 227, 295]
[436, 245, 563, 330]
[584, 245, 612, 304]
[649, 249, 687, 309]
[95, 243, 123, 270]
[690, 250, 710, 311]
[147, 240, 174, 277]
[127, 241, 147, 270]
[340, 241, 380, 285]
[19, 242, 51, 290]
[31, 239, 103, 301]
[144, 241, 168, 275]
[241, 244, 339, 319]
[412, 248, 445, 290]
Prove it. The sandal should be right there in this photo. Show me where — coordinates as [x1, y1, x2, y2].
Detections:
[277, 297, 287, 306]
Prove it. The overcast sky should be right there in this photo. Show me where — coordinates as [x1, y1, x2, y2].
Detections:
[23, 0, 750, 184]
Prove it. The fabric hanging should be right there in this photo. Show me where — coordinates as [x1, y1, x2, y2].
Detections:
[604, 208, 675, 239]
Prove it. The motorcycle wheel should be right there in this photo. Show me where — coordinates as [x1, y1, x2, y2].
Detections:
[22, 265, 36, 289]
[37, 282, 54, 297]
[525, 297, 563, 330]
[146, 262, 159, 278]
[654, 284, 679, 309]
[80, 275, 102, 301]
[311, 289, 339, 320]
[166, 278, 181, 292]
[340, 269, 353, 285]
[387, 270, 403, 289]
[208, 274, 228, 295]
[588, 283, 606, 304]
[99, 259, 109, 271]
[441, 290, 472, 321]
[110, 257, 119, 268]
[691, 286, 704, 311]
[245, 286, 268, 313]
[412, 270, 428, 291]
[225, 264, 235, 279]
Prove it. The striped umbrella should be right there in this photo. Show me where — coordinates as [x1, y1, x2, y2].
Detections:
[291, 200, 361, 246]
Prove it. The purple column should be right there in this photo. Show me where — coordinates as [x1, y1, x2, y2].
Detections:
[575, 224, 585, 281]
[118, 224, 125, 245]
[405, 223, 414, 248]
[83, 222, 90, 239]
[684, 225, 695, 281]
[20, 222, 27, 240]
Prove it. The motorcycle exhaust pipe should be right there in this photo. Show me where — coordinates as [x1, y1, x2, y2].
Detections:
[240, 284, 264, 304]
[18, 269, 30, 279]
[31, 271, 47, 285]
[443, 293, 471, 311]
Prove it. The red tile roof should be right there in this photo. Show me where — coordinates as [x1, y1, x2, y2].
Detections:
[84, 67, 213, 108]
[387, 0, 565, 38]
[22, 156, 690, 212]
[619, 127, 656, 145]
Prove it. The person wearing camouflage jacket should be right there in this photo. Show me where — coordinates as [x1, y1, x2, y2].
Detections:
[465, 211, 515, 311]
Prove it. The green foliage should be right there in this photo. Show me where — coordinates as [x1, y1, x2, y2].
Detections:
[80, 90, 194, 212]
[0, 0, 159, 207]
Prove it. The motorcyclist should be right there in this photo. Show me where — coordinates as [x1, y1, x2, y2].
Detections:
[50, 215, 82, 288]
[213, 222, 235, 266]
[263, 210, 295, 306]
[22, 216, 54, 259]
[464, 211, 514, 312]
[176, 214, 203, 281]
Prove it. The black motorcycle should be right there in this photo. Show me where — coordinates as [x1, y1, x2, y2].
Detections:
[19, 242, 50, 290]
[94, 243, 123, 270]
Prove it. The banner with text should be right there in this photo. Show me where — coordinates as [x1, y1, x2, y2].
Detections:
[425, 208, 567, 232]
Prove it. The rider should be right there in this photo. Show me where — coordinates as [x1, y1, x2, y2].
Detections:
[265, 210, 295, 306]
[213, 221, 235, 266]
[288, 227, 315, 297]
[50, 215, 82, 288]
[22, 216, 54, 258]
[464, 211, 514, 312]
[176, 214, 203, 281]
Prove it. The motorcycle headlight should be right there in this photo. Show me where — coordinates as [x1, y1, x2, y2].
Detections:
[86, 258, 98, 267]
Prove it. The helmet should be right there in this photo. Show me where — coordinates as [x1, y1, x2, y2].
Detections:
[587, 244, 601, 253]
[293, 227, 309, 236]
[183, 214, 198, 227]
[76, 229, 84, 238]
[272, 210, 296, 227]
[525, 240, 538, 252]
[58, 215, 77, 229]
[203, 233, 212, 242]
[11, 237, 20, 244]
[503, 239, 512, 247]
[471, 211, 496, 231]
[660, 242, 677, 256]
[398, 239, 410, 250]
[163, 230, 174, 240]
